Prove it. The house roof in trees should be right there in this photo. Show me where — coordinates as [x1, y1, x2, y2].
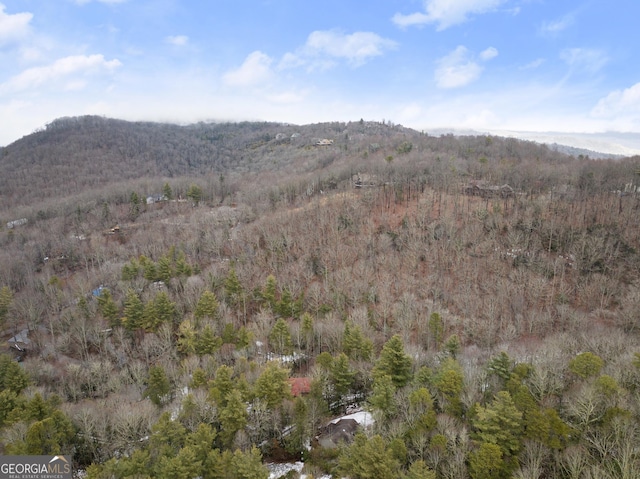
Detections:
[330, 411, 374, 427]
[316, 418, 359, 449]
[315, 411, 374, 449]
[8, 329, 31, 352]
[92, 285, 106, 297]
[288, 377, 312, 397]
[353, 173, 379, 188]
[463, 180, 514, 198]
[146, 194, 167, 204]
[7, 218, 28, 229]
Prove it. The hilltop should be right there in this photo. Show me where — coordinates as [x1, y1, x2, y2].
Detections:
[1, 115, 627, 216]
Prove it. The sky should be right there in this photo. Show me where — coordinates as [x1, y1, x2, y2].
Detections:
[1, 0, 640, 149]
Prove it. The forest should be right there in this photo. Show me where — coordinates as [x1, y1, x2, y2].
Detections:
[1, 116, 640, 479]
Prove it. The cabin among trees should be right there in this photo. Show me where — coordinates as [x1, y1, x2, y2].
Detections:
[6, 218, 28, 229]
[352, 173, 379, 188]
[463, 180, 514, 198]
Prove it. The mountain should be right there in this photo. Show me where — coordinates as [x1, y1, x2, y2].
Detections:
[0, 115, 611, 214]
[427, 128, 640, 158]
[2, 115, 640, 476]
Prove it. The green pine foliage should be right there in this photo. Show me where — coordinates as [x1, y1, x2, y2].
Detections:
[194, 290, 220, 322]
[343, 321, 373, 361]
[472, 391, 523, 457]
[338, 434, 400, 479]
[145, 366, 172, 406]
[0, 285, 13, 328]
[253, 361, 291, 409]
[122, 289, 144, 330]
[433, 357, 464, 417]
[374, 334, 412, 388]
[569, 352, 604, 379]
[268, 318, 293, 355]
[0, 354, 30, 394]
[97, 288, 119, 326]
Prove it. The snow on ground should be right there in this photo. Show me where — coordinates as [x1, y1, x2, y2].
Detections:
[268, 462, 334, 479]
[329, 410, 374, 428]
[267, 410, 372, 478]
[267, 461, 304, 479]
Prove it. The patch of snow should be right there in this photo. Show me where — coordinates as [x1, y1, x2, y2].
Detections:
[266, 351, 306, 363]
[267, 461, 304, 479]
[330, 411, 374, 428]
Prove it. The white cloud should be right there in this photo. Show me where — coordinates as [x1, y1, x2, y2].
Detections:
[592, 82, 640, 119]
[541, 14, 575, 35]
[165, 35, 188, 46]
[560, 48, 608, 74]
[521, 58, 545, 70]
[0, 3, 33, 45]
[435, 45, 495, 89]
[480, 47, 498, 61]
[0, 54, 122, 94]
[223, 51, 273, 87]
[281, 30, 397, 70]
[392, 0, 508, 30]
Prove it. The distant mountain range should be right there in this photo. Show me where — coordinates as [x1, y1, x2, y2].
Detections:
[427, 128, 640, 158]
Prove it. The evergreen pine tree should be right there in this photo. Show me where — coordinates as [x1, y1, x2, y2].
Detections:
[468, 442, 505, 479]
[0, 286, 13, 329]
[145, 366, 172, 406]
[261, 275, 278, 312]
[194, 291, 220, 323]
[472, 390, 523, 457]
[374, 334, 412, 388]
[369, 374, 397, 421]
[218, 389, 247, 448]
[162, 182, 173, 200]
[122, 289, 144, 330]
[0, 353, 30, 393]
[177, 319, 197, 355]
[254, 362, 291, 409]
[331, 353, 354, 400]
[157, 256, 173, 284]
[195, 324, 222, 356]
[269, 318, 293, 355]
[339, 434, 399, 479]
[97, 289, 119, 327]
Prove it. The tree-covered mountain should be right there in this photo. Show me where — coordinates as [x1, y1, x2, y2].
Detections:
[0, 114, 606, 213]
[1, 116, 640, 478]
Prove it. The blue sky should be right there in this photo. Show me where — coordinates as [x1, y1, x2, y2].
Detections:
[1, 0, 640, 147]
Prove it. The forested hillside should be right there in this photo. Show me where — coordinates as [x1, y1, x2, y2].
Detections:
[1, 116, 640, 479]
